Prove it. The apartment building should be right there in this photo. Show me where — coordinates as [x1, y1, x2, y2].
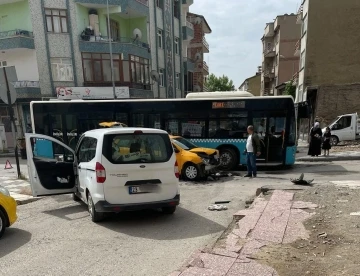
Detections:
[185, 12, 211, 93]
[295, 0, 360, 125]
[238, 67, 261, 96]
[260, 14, 301, 96]
[0, 0, 199, 147]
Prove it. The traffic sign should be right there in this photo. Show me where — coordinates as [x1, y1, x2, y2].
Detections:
[0, 66, 18, 105]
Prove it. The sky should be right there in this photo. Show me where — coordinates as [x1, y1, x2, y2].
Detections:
[191, 0, 301, 88]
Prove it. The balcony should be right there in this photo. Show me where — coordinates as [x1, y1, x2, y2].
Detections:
[188, 36, 209, 53]
[263, 44, 275, 58]
[183, 57, 195, 72]
[0, 29, 34, 50]
[296, 4, 303, 24]
[75, 0, 149, 17]
[79, 35, 150, 59]
[294, 40, 301, 56]
[263, 67, 275, 79]
[292, 71, 299, 84]
[182, 21, 194, 41]
[264, 23, 274, 37]
[195, 61, 209, 75]
[262, 88, 274, 96]
[14, 81, 41, 99]
[182, 0, 194, 6]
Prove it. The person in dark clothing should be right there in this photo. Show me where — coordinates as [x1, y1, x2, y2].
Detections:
[244, 125, 261, 178]
[308, 122, 322, 157]
[322, 127, 331, 156]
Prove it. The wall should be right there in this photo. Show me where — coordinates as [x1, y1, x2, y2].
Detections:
[306, 0, 360, 87]
[0, 1, 32, 32]
[315, 83, 360, 124]
[247, 75, 261, 96]
[0, 49, 39, 80]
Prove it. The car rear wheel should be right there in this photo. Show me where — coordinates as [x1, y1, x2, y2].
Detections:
[162, 206, 176, 214]
[87, 193, 104, 223]
[183, 163, 199, 181]
[0, 209, 6, 239]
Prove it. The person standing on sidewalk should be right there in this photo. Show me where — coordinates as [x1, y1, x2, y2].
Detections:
[244, 125, 261, 178]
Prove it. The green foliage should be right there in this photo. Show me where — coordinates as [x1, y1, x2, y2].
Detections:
[205, 73, 235, 92]
[284, 82, 296, 99]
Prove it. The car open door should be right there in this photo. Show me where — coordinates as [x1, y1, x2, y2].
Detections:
[25, 133, 77, 197]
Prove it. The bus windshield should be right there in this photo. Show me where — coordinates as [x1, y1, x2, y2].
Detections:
[172, 137, 198, 150]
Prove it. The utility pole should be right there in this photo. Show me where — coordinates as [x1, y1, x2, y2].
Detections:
[106, 0, 116, 99]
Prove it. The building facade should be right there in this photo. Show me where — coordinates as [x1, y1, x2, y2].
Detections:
[186, 12, 211, 93]
[0, 0, 208, 148]
[260, 14, 301, 96]
[238, 69, 261, 96]
[295, 0, 360, 125]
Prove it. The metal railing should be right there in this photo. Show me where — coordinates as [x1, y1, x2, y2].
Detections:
[0, 29, 34, 39]
[294, 40, 301, 55]
[13, 81, 40, 88]
[264, 44, 275, 55]
[79, 35, 149, 49]
[135, 0, 148, 6]
[263, 67, 275, 76]
[203, 61, 209, 72]
[202, 37, 209, 50]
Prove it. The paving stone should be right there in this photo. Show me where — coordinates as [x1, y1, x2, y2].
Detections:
[240, 239, 268, 257]
[226, 260, 278, 276]
[292, 201, 318, 210]
[212, 248, 239, 258]
[196, 253, 236, 274]
[283, 208, 314, 244]
[180, 267, 224, 276]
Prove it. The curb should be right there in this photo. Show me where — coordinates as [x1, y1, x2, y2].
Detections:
[297, 155, 360, 162]
[16, 197, 41, 205]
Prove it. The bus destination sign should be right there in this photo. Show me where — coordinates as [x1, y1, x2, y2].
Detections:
[212, 101, 245, 109]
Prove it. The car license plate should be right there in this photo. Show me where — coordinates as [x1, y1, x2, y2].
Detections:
[129, 186, 141, 194]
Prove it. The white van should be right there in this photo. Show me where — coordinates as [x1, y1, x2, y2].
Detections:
[323, 113, 360, 145]
[25, 128, 180, 222]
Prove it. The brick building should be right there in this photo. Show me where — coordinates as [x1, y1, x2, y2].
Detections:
[186, 12, 211, 92]
[295, 0, 360, 125]
[261, 14, 301, 96]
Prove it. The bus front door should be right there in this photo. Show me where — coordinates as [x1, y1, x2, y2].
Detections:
[265, 116, 286, 164]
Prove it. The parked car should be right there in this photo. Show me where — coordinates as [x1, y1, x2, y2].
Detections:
[25, 128, 180, 223]
[170, 135, 220, 180]
[0, 185, 17, 239]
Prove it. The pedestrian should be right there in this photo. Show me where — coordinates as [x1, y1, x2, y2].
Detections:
[308, 122, 322, 157]
[322, 127, 331, 156]
[244, 125, 261, 178]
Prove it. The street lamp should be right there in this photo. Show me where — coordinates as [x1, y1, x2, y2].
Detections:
[106, 0, 116, 98]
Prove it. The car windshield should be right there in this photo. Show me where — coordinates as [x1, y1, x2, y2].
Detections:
[328, 116, 340, 126]
[172, 137, 198, 150]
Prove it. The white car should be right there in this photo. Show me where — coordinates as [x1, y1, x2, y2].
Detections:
[25, 128, 180, 222]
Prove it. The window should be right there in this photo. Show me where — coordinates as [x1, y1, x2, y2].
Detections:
[77, 137, 97, 162]
[31, 137, 74, 162]
[0, 61, 7, 67]
[209, 118, 248, 139]
[158, 29, 163, 49]
[45, 9, 68, 33]
[159, 68, 165, 86]
[174, 37, 179, 54]
[129, 55, 150, 85]
[103, 133, 172, 164]
[156, 0, 163, 9]
[302, 16, 308, 36]
[174, 1, 180, 19]
[82, 53, 121, 83]
[300, 50, 306, 69]
[333, 116, 352, 130]
[175, 73, 180, 89]
[51, 58, 74, 81]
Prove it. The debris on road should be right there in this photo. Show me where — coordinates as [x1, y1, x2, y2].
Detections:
[208, 204, 228, 211]
[291, 173, 314, 185]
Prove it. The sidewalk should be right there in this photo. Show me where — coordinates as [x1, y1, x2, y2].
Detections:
[296, 150, 360, 162]
[170, 189, 317, 276]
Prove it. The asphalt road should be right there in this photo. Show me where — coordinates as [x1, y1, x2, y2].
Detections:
[0, 175, 264, 276]
[1, 155, 360, 276]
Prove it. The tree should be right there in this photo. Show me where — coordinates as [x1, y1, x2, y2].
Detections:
[284, 82, 296, 99]
[205, 73, 235, 91]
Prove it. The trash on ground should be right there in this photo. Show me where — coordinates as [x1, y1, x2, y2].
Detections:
[208, 204, 228, 211]
[350, 212, 360, 216]
[291, 173, 314, 185]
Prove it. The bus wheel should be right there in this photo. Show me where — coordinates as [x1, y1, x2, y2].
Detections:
[219, 148, 237, 170]
[330, 136, 339, 146]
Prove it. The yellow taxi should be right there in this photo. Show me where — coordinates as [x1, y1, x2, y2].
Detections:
[0, 185, 17, 239]
[170, 135, 220, 180]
